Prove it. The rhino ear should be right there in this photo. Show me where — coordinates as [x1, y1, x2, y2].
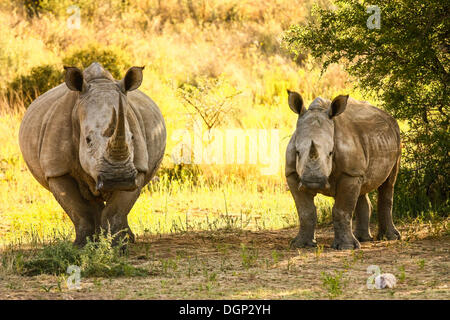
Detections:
[329, 95, 349, 118]
[119, 66, 144, 92]
[287, 90, 306, 115]
[64, 66, 87, 92]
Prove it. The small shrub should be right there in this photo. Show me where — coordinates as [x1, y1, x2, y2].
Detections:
[10, 232, 147, 278]
[159, 257, 179, 276]
[62, 43, 132, 79]
[315, 244, 324, 259]
[240, 243, 259, 269]
[271, 249, 280, 264]
[6, 64, 63, 106]
[21, 240, 81, 276]
[321, 270, 346, 299]
[397, 265, 406, 282]
[82, 232, 148, 277]
[417, 259, 425, 270]
[177, 76, 241, 130]
[5, 44, 133, 107]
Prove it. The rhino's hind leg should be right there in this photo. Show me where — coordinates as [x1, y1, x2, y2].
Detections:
[48, 175, 102, 246]
[287, 173, 317, 248]
[331, 175, 361, 250]
[353, 194, 373, 242]
[376, 160, 401, 241]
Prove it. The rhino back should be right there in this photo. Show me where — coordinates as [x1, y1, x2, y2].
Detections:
[127, 90, 167, 185]
[333, 98, 401, 193]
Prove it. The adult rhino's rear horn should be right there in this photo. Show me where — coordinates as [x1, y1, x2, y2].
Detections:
[107, 95, 129, 162]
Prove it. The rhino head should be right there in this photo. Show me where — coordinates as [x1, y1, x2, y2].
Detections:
[64, 63, 145, 193]
[287, 90, 349, 190]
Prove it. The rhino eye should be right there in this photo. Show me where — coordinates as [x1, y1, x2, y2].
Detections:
[329, 151, 333, 157]
[86, 136, 92, 145]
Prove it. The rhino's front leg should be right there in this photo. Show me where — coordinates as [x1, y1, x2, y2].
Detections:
[100, 174, 145, 243]
[332, 175, 362, 250]
[48, 175, 103, 246]
[287, 173, 317, 248]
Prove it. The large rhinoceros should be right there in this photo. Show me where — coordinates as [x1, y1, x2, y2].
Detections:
[19, 62, 166, 245]
[285, 90, 401, 250]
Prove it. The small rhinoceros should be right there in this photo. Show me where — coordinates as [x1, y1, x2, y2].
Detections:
[285, 90, 401, 250]
[19, 63, 166, 245]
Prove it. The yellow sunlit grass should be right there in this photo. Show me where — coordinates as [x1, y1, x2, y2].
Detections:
[0, 0, 359, 247]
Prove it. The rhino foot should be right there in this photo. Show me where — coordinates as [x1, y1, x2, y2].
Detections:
[290, 236, 317, 249]
[376, 228, 401, 241]
[354, 229, 373, 242]
[106, 227, 135, 248]
[332, 237, 361, 250]
[73, 237, 87, 247]
[73, 233, 94, 247]
[73, 225, 96, 247]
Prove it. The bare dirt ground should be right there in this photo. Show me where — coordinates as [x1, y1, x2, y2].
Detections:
[0, 223, 449, 300]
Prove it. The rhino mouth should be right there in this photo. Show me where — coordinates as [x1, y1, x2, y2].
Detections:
[299, 177, 330, 190]
[96, 162, 138, 192]
[96, 173, 137, 192]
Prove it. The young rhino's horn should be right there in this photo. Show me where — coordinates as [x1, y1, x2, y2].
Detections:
[309, 140, 318, 159]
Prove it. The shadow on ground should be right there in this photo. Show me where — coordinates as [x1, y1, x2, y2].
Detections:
[0, 223, 449, 299]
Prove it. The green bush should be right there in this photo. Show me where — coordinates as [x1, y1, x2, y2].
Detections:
[7, 64, 63, 106]
[62, 43, 132, 79]
[5, 44, 132, 107]
[21, 240, 81, 276]
[394, 168, 449, 219]
[284, 0, 449, 218]
[14, 232, 148, 277]
[79, 232, 147, 277]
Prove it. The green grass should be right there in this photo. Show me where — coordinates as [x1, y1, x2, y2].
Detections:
[321, 270, 346, 299]
[0, 111, 335, 247]
[2, 232, 148, 278]
[240, 243, 259, 269]
[0, 0, 448, 300]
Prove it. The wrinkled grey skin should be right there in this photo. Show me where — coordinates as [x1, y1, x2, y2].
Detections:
[285, 90, 401, 250]
[19, 63, 166, 245]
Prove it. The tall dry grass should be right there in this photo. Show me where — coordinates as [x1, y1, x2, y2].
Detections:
[0, 0, 353, 245]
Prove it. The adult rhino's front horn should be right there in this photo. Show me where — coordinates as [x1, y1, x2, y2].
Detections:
[106, 95, 130, 162]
